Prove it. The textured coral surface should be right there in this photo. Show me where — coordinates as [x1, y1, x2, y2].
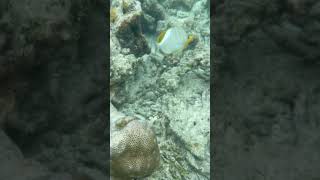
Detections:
[110, 103, 160, 179]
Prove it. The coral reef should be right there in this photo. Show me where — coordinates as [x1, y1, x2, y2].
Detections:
[111, 0, 210, 179]
[111, 0, 150, 57]
[110, 8, 118, 23]
[110, 103, 160, 179]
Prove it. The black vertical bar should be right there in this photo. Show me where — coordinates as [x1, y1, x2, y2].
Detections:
[211, 0, 216, 179]
[106, 0, 111, 178]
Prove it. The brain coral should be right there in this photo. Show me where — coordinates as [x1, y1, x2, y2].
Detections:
[110, 103, 160, 179]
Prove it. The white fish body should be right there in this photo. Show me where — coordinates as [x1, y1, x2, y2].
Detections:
[158, 27, 188, 54]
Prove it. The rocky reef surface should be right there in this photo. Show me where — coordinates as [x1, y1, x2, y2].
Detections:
[111, 0, 210, 179]
[0, 0, 107, 179]
[213, 0, 320, 179]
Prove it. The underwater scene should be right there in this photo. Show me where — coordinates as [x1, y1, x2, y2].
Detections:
[110, 0, 210, 179]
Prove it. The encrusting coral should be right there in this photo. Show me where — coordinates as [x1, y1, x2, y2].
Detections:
[110, 8, 118, 23]
[112, 0, 150, 57]
[110, 103, 160, 179]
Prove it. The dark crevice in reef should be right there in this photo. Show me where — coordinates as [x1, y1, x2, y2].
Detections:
[0, 0, 107, 179]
